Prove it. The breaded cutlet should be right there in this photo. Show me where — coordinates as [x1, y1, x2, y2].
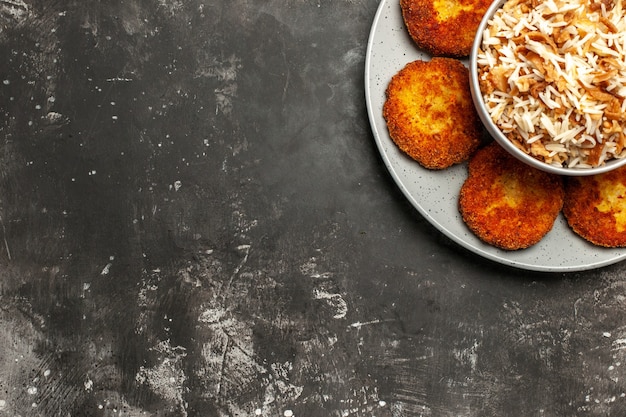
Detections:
[563, 166, 626, 247]
[382, 57, 481, 170]
[459, 142, 565, 250]
[400, 0, 492, 57]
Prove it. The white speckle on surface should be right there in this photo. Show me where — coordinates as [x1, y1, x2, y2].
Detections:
[198, 308, 225, 324]
[101, 263, 112, 275]
[0, 0, 29, 20]
[604, 332, 612, 338]
[613, 339, 626, 350]
[84, 378, 93, 391]
[135, 340, 188, 414]
[46, 111, 63, 122]
[313, 289, 348, 319]
[284, 410, 293, 417]
[27, 386, 37, 395]
[174, 180, 182, 191]
[453, 339, 480, 372]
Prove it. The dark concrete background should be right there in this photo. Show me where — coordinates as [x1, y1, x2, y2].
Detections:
[2, 1, 626, 416]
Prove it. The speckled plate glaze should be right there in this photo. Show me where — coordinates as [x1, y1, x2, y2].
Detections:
[364, 0, 626, 272]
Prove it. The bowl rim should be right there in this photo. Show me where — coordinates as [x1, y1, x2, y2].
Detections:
[469, 0, 626, 177]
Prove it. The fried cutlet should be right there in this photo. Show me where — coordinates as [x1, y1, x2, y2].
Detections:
[459, 142, 565, 250]
[400, 0, 491, 57]
[382, 58, 481, 170]
[563, 166, 626, 247]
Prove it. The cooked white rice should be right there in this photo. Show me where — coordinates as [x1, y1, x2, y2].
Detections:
[478, 0, 626, 168]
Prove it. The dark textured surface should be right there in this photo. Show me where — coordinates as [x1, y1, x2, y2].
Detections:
[2, 1, 626, 416]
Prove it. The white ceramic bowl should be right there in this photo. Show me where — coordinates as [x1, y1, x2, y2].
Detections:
[469, 0, 626, 176]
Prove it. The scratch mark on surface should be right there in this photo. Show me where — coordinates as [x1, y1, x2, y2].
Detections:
[225, 244, 251, 291]
[0, 215, 11, 260]
[349, 319, 394, 329]
[216, 335, 231, 398]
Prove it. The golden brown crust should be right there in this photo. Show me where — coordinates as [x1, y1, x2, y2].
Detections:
[459, 142, 565, 250]
[382, 58, 481, 170]
[563, 166, 626, 247]
[400, 0, 491, 57]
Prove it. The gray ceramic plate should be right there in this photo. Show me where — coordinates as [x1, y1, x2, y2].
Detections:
[364, 0, 626, 272]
